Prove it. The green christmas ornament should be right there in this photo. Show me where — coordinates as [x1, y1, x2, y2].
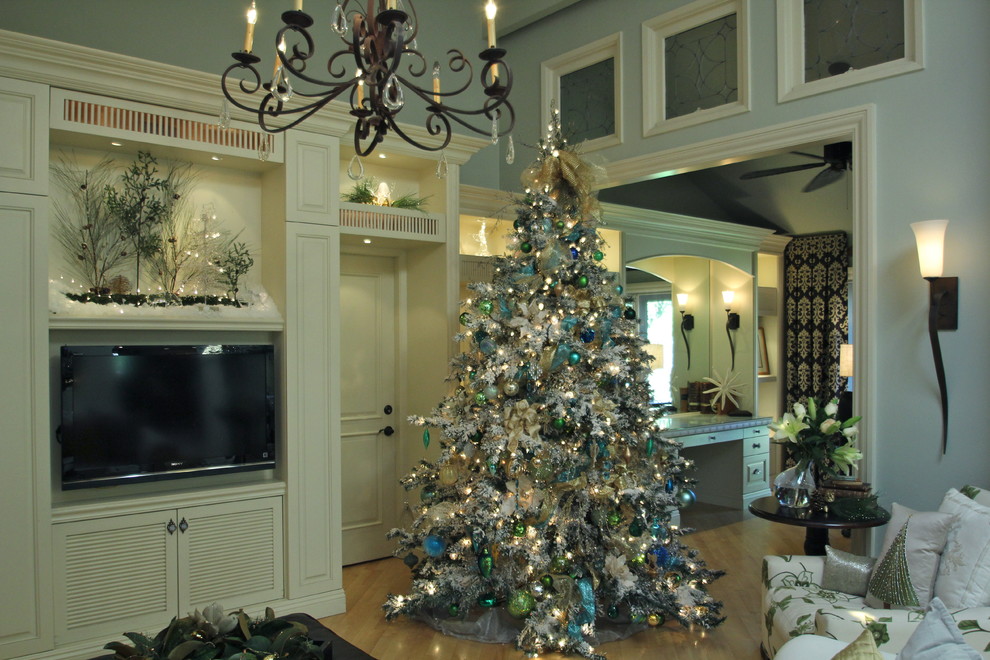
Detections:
[607, 511, 622, 527]
[459, 312, 470, 325]
[540, 574, 554, 588]
[477, 594, 497, 608]
[520, 241, 533, 253]
[551, 417, 567, 431]
[630, 554, 646, 565]
[477, 299, 493, 314]
[507, 590, 536, 618]
[576, 275, 589, 288]
[474, 392, 488, 404]
[549, 556, 569, 573]
[513, 218, 523, 229]
[567, 351, 581, 365]
[478, 547, 494, 577]
[422, 428, 430, 449]
[607, 604, 619, 619]
[471, 430, 483, 443]
[646, 437, 655, 457]
[629, 519, 644, 537]
[513, 521, 526, 537]
[593, 250, 604, 261]
[631, 612, 646, 624]
[448, 604, 460, 617]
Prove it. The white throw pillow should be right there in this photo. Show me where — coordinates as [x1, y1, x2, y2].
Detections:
[935, 488, 990, 607]
[895, 597, 981, 659]
[866, 503, 953, 609]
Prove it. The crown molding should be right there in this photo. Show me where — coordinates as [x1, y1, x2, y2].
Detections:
[600, 201, 773, 253]
[458, 184, 522, 218]
[759, 234, 792, 255]
[0, 29, 487, 163]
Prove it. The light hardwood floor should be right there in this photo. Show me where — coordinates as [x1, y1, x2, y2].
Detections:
[321, 504, 851, 660]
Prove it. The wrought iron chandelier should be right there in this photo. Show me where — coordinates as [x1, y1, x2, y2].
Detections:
[221, 0, 514, 160]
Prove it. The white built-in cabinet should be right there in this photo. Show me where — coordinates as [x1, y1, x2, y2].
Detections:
[53, 496, 283, 645]
[678, 424, 772, 509]
[0, 76, 52, 659]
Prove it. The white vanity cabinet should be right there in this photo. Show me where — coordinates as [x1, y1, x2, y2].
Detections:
[53, 494, 283, 645]
[664, 416, 772, 509]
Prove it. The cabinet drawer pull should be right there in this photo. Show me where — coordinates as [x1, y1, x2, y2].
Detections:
[178, 518, 189, 533]
[167, 519, 177, 535]
[752, 442, 762, 449]
[752, 467, 761, 476]
[708, 435, 716, 441]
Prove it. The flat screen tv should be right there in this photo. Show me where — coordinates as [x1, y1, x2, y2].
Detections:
[59, 344, 276, 490]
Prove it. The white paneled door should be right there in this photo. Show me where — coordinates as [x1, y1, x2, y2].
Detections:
[340, 253, 399, 565]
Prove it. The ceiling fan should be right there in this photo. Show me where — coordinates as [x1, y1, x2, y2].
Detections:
[739, 141, 852, 192]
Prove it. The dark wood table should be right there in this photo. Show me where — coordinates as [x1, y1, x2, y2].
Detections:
[748, 495, 890, 555]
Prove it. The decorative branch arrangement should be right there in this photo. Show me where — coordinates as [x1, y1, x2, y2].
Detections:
[51, 152, 257, 308]
[342, 177, 431, 213]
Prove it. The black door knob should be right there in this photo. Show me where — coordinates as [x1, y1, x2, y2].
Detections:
[380, 426, 395, 436]
[384, 405, 393, 415]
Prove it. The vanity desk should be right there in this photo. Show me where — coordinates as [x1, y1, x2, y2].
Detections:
[659, 414, 773, 510]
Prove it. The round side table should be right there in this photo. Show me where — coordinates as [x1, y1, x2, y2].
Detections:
[748, 495, 890, 555]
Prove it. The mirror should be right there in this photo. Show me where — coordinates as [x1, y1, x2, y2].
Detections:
[627, 255, 754, 412]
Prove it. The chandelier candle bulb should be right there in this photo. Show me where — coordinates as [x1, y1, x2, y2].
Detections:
[243, 2, 257, 52]
[486, 1, 499, 82]
[294, 0, 303, 10]
[433, 62, 441, 103]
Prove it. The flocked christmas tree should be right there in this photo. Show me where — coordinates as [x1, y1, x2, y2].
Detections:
[383, 108, 724, 659]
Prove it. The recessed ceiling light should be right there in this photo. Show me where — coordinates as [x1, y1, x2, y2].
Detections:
[110, 141, 123, 147]
[211, 156, 222, 161]
[363, 239, 372, 244]
[378, 153, 387, 159]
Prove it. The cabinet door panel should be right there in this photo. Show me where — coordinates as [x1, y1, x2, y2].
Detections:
[0, 78, 48, 195]
[0, 194, 50, 658]
[53, 512, 177, 644]
[179, 497, 284, 610]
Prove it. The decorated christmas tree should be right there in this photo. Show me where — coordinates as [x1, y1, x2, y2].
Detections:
[383, 108, 724, 659]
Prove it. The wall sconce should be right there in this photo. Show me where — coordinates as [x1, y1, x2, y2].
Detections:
[839, 343, 854, 378]
[722, 290, 740, 370]
[676, 293, 694, 369]
[910, 219, 957, 454]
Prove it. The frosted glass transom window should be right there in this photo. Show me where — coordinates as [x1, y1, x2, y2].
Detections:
[804, 0, 905, 82]
[559, 58, 616, 144]
[665, 14, 738, 119]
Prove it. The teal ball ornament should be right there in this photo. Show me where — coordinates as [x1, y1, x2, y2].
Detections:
[477, 593, 497, 608]
[520, 242, 533, 253]
[607, 604, 619, 619]
[629, 519, 644, 537]
[677, 488, 697, 508]
[513, 218, 523, 230]
[507, 590, 536, 618]
[567, 351, 581, 365]
[423, 535, 446, 558]
[576, 275, 589, 288]
[403, 553, 419, 568]
[615, 284, 624, 295]
[623, 306, 637, 320]
[420, 487, 436, 502]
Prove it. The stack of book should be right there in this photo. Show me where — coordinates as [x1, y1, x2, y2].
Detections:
[820, 478, 872, 500]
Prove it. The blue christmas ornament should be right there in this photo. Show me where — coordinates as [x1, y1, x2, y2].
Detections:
[423, 535, 447, 557]
[580, 329, 595, 343]
[479, 338, 497, 355]
[570, 247, 579, 260]
[665, 478, 675, 493]
[651, 545, 672, 568]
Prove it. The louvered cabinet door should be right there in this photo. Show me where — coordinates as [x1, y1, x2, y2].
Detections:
[177, 497, 284, 612]
[53, 511, 178, 644]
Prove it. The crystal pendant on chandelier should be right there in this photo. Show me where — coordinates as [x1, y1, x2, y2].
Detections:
[382, 75, 404, 112]
[347, 154, 365, 181]
[435, 150, 448, 179]
[271, 65, 294, 103]
[257, 135, 272, 162]
[490, 115, 499, 145]
[218, 99, 231, 129]
[506, 134, 515, 164]
[331, 2, 348, 35]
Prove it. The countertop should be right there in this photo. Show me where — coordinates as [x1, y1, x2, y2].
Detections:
[656, 413, 773, 438]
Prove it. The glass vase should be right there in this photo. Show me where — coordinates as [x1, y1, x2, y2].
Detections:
[773, 464, 816, 509]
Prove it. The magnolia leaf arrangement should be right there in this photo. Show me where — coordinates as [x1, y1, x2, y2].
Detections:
[103, 603, 322, 660]
[51, 152, 256, 307]
[342, 177, 430, 213]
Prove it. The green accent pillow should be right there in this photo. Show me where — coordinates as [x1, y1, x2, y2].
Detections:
[832, 628, 884, 660]
[865, 503, 953, 609]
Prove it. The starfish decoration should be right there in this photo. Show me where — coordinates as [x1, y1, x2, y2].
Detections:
[702, 368, 743, 413]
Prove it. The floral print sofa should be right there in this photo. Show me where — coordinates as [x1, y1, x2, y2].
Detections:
[761, 553, 990, 658]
